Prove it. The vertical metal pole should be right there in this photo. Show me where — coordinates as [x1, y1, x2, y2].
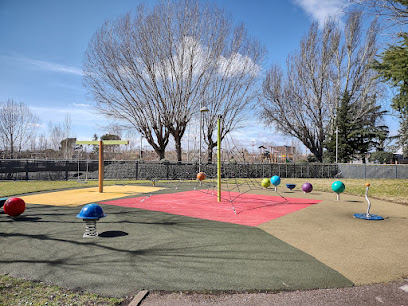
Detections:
[187, 127, 189, 163]
[65, 160, 68, 181]
[217, 116, 221, 202]
[335, 126, 338, 163]
[99, 140, 104, 193]
[199, 110, 202, 173]
[25, 160, 29, 181]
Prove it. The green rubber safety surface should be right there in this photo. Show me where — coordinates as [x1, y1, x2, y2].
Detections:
[0, 204, 353, 297]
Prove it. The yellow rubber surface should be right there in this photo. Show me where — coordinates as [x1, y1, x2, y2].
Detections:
[20, 185, 162, 207]
[256, 190, 408, 285]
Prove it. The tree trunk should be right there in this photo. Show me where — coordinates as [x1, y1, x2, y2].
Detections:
[207, 148, 213, 164]
[144, 134, 167, 161]
[175, 135, 182, 162]
[309, 146, 323, 163]
[207, 142, 216, 164]
[157, 149, 165, 160]
[10, 137, 14, 159]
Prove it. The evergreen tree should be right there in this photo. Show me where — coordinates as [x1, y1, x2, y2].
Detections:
[325, 92, 356, 163]
[350, 97, 389, 163]
[91, 133, 99, 155]
[373, 34, 408, 155]
[325, 92, 389, 163]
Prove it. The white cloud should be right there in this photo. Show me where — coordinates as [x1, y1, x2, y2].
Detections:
[28, 122, 46, 128]
[27, 58, 83, 76]
[124, 36, 260, 83]
[293, 0, 349, 25]
[2, 55, 83, 76]
[73, 103, 91, 107]
[217, 53, 261, 78]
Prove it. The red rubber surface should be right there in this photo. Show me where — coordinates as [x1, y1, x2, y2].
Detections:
[102, 190, 320, 226]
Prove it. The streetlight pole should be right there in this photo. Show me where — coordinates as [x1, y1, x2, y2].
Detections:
[199, 106, 209, 173]
[335, 126, 338, 163]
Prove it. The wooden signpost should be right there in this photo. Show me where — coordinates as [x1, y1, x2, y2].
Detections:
[76, 140, 129, 193]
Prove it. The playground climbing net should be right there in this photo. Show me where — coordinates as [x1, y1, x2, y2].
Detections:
[139, 134, 289, 215]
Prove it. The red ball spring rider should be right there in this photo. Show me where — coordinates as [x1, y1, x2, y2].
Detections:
[3, 197, 26, 218]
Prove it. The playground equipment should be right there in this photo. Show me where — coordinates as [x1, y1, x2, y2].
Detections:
[76, 140, 129, 193]
[138, 118, 290, 215]
[197, 172, 206, 181]
[217, 115, 222, 202]
[332, 181, 345, 201]
[270, 175, 281, 191]
[76, 203, 107, 237]
[261, 178, 271, 188]
[354, 183, 384, 220]
[286, 184, 296, 190]
[75, 145, 89, 184]
[3, 197, 25, 218]
[302, 182, 313, 193]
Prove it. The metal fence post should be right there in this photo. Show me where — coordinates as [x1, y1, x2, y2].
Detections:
[25, 160, 29, 181]
[64, 161, 67, 181]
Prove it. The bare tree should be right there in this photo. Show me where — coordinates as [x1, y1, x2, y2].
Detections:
[201, 24, 266, 162]
[352, 0, 408, 30]
[62, 113, 72, 159]
[48, 122, 63, 152]
[83, 0, 264, 161]
[260, 11, 381, 162]
[38, 133, 48, 151]
[0, 99, 40, 158]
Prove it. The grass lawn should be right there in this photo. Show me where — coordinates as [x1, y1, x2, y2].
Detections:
[0, 177, 406, 304]
[0, 275, 124, 305]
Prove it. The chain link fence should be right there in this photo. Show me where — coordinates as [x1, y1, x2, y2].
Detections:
[338, 164, 408, 179]
[0, 160, 406, 180]
[0, 159, 338, 180]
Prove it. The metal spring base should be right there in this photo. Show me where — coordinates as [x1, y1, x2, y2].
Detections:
[353, 186, 384, 221]
[83, 220, 99, 238]
[353, 213, 384, 220]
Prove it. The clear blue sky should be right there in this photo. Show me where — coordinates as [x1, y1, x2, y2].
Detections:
[0, 0, 398, 153]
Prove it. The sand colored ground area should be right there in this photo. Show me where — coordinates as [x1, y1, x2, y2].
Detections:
[20, 185, 162, 206]
[253, 189, 408, 285]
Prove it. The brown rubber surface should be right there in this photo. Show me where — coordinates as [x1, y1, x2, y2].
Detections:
[254, 189, 408, 285]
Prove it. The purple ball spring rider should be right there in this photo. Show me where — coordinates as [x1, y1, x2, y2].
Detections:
[302, 182, 313, 193]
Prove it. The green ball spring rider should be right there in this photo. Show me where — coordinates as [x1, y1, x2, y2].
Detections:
[332, 181, 345, 201]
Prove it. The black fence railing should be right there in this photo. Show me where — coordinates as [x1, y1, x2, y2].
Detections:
[1, 160, 407, 180]
[0, 159, 340, 181]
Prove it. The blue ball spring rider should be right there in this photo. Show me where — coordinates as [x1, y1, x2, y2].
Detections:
[270, 175, 281, 191]
[76, 203, 107, 237]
